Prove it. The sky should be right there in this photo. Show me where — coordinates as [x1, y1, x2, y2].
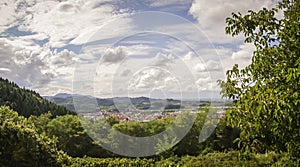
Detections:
[0, 0, 278, 99]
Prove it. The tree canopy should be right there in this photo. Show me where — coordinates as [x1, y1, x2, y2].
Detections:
[0, 106, 70, 166]
[218, 0, 299, 158]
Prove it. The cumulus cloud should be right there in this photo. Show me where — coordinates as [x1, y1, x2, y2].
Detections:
[0, 38, 51, 87]
[231, 43, 255, 60]
[152, 52, 175, 67]
[189, 0, 276, 43]
[190, 0, 268, 27]
[102, 46, 127, 64]
[0, 37, 77, 93]
[196, 77, 213, 90]
[194, 60, 221, 72]
[219, 43, 255, 72]
[182, 51, 196, 61]
[49, 49, 78, 67]
[129, 68, 177, 90]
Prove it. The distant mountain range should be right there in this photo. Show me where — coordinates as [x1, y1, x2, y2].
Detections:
[43, 93, 183, 111]
[43, 93, 230, 112]
[0, 77, 230, 116]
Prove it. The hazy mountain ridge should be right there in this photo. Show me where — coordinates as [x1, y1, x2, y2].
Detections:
[43, 93, 230, 112]
[44, 93, 186, 111]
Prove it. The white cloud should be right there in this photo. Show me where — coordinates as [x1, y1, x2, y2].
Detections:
[70, 16, 134, 45]
[124, 44, 154, 56]
[182, 51, 195, 61]
[148, 0, 192, 8]
[194, 60, 221, 72]
[186, 0, 278, 93]
[102, 46, 127, 64]
[152, 22, 210, 51]
[129, 68, 177, 90]
[220, 43, 254, 72]
[24, 0, 115, 47]
[50, 49, 78, 67]
[196, 77, 212, 90]
[194, 63, 206, 72]
[0, 0, 269, 98]
[19, 33, 48, 41]
[38, 85, 73, 96]
[145, 0, 193, 13]
[189, 0, 277, 43]
[152, 52, 175, 67]
[0, 0, 132, 47]
[83, 44, 154, 60]
[0, 68, 11, 73]
[231, 43, 255, 60]
[0, 37, 77, 93]
[215, 47, 233, 59]
[0, 0, 29, 34]
[0, 0, 136, 96]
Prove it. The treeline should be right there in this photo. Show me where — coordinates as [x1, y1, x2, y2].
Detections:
[0, 106, 294, 166]
[0, 77, 74, 117]
[27, 109, 240, 158]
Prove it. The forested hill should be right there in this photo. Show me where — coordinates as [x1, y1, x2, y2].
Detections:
[0, 78, 74, 117]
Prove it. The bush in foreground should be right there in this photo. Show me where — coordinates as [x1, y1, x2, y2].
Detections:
[69, 151, 296, 167]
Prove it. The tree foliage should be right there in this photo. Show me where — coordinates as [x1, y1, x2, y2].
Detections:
[0, 106, 70, 166]
[45, 115, 106, 157]
[70, 151, 292, 167]
[218, 0, 299, 158]
[0, 105, 291, 166]
[83, 111, 239, 158]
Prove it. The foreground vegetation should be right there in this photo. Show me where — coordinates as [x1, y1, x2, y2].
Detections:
[0, 106, 297, 166]
[218, 0, 299, 159]
[70, 151, 293, 167]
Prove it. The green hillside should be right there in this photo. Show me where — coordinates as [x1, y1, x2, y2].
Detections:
[0, 77, 74, 117]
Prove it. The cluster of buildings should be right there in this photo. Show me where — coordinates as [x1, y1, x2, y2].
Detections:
[82, 110, 180, 122]
[82, 107, 228, 122]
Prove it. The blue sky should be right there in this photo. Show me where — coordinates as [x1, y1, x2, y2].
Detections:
[0, 0, 278, 99]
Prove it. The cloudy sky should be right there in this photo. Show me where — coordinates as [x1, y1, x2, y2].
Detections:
[0, 0, 277, 99]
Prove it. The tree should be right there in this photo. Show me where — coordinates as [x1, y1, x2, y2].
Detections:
[46, 115, 106, 157]
[0, 106, 70, 166]
[218, 0, 299, 158]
